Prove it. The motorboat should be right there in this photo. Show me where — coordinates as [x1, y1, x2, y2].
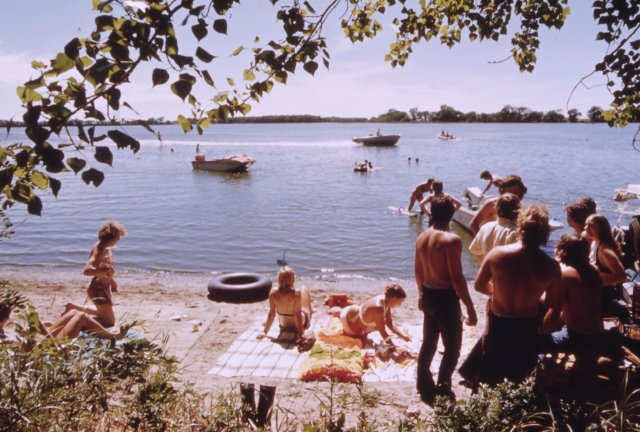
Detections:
[437, 134, 456, 140]
[191, 154, 255, 173]
[452, 186, 563, 234]
[352, 134, 400, 146]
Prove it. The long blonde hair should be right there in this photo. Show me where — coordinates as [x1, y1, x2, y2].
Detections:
[277, 266, 295, 291]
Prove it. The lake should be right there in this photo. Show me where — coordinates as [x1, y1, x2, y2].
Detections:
[1, 122, 639, 281]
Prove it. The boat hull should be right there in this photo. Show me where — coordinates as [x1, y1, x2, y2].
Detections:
[191, 155, 255, 173]
[352, 135, 400, 146]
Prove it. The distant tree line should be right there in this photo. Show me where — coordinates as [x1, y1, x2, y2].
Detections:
[0, 105, 624, 128]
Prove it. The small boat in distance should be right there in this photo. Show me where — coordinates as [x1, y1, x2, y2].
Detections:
[352, 132, 400, 146]
[192, 154, 256, 173]
[437, 131, 456, 140]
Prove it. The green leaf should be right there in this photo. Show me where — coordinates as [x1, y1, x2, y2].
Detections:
[107, 130, 140, 153]
[201, 70, 215, 87]
[226, 77, 235, 86]
[243, 69, 256, 81]
[303, 1, 316, 13]
[16, 86, 42, 103]
[12, 182, 32, 203]
[152, 68, 170, 86]
[171, 80, 193, 101]
[30, 171, 48, 190]
[27, 195, 42, 216]
[66, 157, 87, 174]
[51, 52, 75, 75]
[195, 47, 215, 63]
[213, 19, 227, 34]
[239, 103, 252, 115]
[177, 114, 192, 133]
[94, 146, 113, 166]
[81, 168, 105, 187]
[170, 54, 193, 68]
[191, 23, 208, 41]
[303, 61, 319, 75]
[31, 60, 46, 69]
[64, 38, 81, 60]
[231, 46, 244, 56]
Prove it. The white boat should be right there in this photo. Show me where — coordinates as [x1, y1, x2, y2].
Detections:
[352, 134, 400, 146]
[191, 154, 255, 173]
[452, 186, 563, 234]
[437, 134, 456, 140]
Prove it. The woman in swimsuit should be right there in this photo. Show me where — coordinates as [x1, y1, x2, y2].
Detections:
[583, 214, 628, 320]
[65, 221, 126, 327]
[257, 266, 313, 342]
[337, 284, 411, 345]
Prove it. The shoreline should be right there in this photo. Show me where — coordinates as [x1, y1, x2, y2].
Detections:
[0, 266, 487, 419]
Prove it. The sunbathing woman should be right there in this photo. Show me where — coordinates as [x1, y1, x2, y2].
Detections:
[257, 266, 313, 342]
[334, 284, 411, 345]
[65, 221, 126, 327]
[583, 214, 628, 321]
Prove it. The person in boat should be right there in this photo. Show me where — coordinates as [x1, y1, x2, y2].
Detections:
[408, 178, 435, 213]
[415, 195, 477, 404]
[461, 204, 561, 388]
[541, 234, 609, 356]
[257, 266, 313, 344]
[64, 221, 126, 328]
[583, 214, 629, 322]
[419, 179, 462, 217]
[330, 283, 410, 344]
[479, 170, 503, 197]
[367, 160, 373, 169]
[469, 175, 527, 235]
[565, 200, 596, 237]
[468, 193, 520, 263]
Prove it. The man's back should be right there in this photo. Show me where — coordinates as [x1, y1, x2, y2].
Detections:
[415, 228, 459, 289]
[481, 242, 560, 318]
[561, 265, 603, 335]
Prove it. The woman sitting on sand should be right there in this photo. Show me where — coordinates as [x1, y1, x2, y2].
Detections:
[332, 284, 411, 345]
[65, 221, 126, 327]
[257, 266, 313, 343]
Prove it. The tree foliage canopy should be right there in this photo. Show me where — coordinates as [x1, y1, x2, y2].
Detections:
[1, 0, 639, 221]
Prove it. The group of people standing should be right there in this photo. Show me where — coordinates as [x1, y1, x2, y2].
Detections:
[414, 173, 632, 404]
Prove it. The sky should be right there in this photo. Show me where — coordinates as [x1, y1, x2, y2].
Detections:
[0, 0, 615, 120]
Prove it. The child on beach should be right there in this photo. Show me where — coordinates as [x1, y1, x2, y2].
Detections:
[257, 267, 313, 346]
[65, 221, 126, 327]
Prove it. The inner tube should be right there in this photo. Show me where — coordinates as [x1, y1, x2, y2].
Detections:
[207, 272, 272, 303]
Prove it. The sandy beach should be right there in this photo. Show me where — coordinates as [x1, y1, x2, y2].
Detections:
[1, 267, 488, 423]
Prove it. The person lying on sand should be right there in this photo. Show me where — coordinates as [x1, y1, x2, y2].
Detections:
[329, 284, 411, 345]
[257, 266, 313, 345]
[65, 221, 126, 327]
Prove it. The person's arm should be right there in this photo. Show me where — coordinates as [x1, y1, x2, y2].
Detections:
[452, 196, 462, 211]
[598, 248, 627, 286]
[474, 252, 494, 296]
[257, 291, 277, 339]
[385, 307, 410, 341]
[415, 239, 425, 311]
[480, 181, 492, 196]
[83, 246, 113, 278]
[468, 233, 485, 263]
[469, 201, 493, 235]
[418, 196, 430, 214]
[447, 238, 477, 326]
[542, 268, 565, 334]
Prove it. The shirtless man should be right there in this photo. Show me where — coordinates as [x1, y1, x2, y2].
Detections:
[415, 196, 477, 404]
[469, 174, 527, 235]
[479, 170, 502, 197]
[407, 178, 434, 213]
[466, 204, 561, 387]
[65, 221, 126, 327]
[542, 234, 605, 355]
[419, 179, 462, 217]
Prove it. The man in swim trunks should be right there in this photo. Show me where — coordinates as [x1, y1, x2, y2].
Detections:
[464, 204, 561, 387]
[469, 174, 527, 235]
[407, 178, 434, 213]
[415, 196, 477, 404]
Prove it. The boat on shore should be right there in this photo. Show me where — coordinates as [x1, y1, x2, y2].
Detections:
[191, 154, 256, 173]
[352, 134, 400, 146]
[452, 187, 563, 234]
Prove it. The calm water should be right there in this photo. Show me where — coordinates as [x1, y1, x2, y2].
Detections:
[1, 123, 639, 281]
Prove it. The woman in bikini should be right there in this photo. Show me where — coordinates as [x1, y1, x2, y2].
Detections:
[65, 221, 126, 327]
[337, 284, 411, 345]
[257, 266, 313, 342]
[583, 214, 628, 321]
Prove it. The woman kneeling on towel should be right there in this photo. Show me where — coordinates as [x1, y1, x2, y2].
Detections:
[257, 266, 313, 343]
[336, 284, 411, 345]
